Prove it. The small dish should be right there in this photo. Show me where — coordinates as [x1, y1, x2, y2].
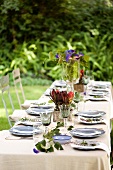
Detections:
[53, 135, 72, 144]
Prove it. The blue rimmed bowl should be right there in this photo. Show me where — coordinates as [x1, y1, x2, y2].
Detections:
[53, 135, 72, 144]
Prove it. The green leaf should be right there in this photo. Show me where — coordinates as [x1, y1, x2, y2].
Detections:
[54, 142, 64, 150]
[56, 121, 64, 128]
[67, 125, 74, 131]
[48, 146, 54, 152]
[41, 139, 46, 146]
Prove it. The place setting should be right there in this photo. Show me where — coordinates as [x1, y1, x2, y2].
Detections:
[75, 109, 109, 129]
[76, 110, 106, 118]
[53, 80, 67, 88]
[26, 105, 54, 116]
[69, 127, 105, 139]
[78, 116, 107, 125]
[70, 139, 110, 157]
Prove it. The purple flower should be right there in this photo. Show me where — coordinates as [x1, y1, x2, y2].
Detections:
[79, 52, 84, 57]
[55, 49, 84, 63]
[66, 49, 75, 53]
[55, 54, 59, 59]
[33, 148, 40, 154]
[65, 49, 75, 62]
[66, 53, 71, 62]
[84, 91, 86, 96]
[74, 54, 80, 60]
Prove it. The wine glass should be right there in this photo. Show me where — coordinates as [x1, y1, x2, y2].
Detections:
[40, 110, 52, 135]
[82, 75, 90, 95]
[86, 70, 94, 87]
[33, 118, 43, 145]
[73, 92, 81, 112]
[60, 104, 70, 129]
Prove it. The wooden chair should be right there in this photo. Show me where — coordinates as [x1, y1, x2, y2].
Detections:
[0, 74, 14, 127]
[0, 74, 28, 127]
[12, 68, 26, 109]
[12, 68, 39, 109]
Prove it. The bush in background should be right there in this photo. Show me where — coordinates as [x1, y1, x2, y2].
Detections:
[0, 0, 113, 84]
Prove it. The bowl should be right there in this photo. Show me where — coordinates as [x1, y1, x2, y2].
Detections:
[53, 135, 72, 144]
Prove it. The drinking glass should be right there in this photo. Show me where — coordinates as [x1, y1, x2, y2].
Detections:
[86, 70, 94, 87]
[60, 105, 70, 128]
[73, 92, 81, 112]
[40, 111, 52, 135]
[82, 75, 90, 96]
[33, 119, 42, 145]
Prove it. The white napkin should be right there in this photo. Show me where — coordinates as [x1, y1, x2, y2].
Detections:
[95, 142, 110, 157]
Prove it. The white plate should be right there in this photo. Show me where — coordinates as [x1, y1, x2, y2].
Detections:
[70, 128, 105, 138]
[9, 125, 42, 137]
[71, 140, 100, 150]
[78, 116, 104, 125]
[77, 110, 106, 118]
[92, 87, 109, 92]
[30, 105, 54, 109]
[44, 89, 51, 96]
[26, 107, 54, 116]
[15, 120, 42, 126]
[89, 92, 105, 96]
[54, 81, 66, 88]
[88, 97, 108, 101]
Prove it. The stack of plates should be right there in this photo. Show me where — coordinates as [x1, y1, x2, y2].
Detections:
[9, 125, 42, 137]
[76, 110, 106, 118]
[26, 106, 54, 116]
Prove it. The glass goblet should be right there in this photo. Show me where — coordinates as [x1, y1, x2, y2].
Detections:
[60, 104, 70, 129]
[40, 111, 52, 135]
[82, 75, 90, 95]
[73, 92, 81, 112]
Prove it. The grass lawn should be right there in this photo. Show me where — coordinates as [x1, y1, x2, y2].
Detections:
[0, 85, 49, 130]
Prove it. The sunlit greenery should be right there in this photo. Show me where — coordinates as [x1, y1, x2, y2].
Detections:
[0, 0, 113, 84]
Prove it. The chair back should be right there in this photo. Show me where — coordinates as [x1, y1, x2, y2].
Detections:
[0, 74, 14, 127]
[12, 68, 26, 109]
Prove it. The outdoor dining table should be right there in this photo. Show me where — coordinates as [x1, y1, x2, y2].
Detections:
[0, 81, 112, 170]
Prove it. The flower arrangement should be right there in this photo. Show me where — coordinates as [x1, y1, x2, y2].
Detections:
[50, 89, 74, 107]
[49, 49, 89, 82]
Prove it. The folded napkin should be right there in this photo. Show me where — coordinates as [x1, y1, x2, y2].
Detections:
[71, 140, 110, 157]
[95, 142, 110, 157]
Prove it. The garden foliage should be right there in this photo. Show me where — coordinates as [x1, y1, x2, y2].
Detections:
[0, 0, 113, 84]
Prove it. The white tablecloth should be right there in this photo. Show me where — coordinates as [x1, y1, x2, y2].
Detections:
[0, 81, 112, 170]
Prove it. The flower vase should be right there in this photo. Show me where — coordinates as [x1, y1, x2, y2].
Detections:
[60, 104, 71, 128]
[62, 60, 80, 83]
[53, 104, 63, 122]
